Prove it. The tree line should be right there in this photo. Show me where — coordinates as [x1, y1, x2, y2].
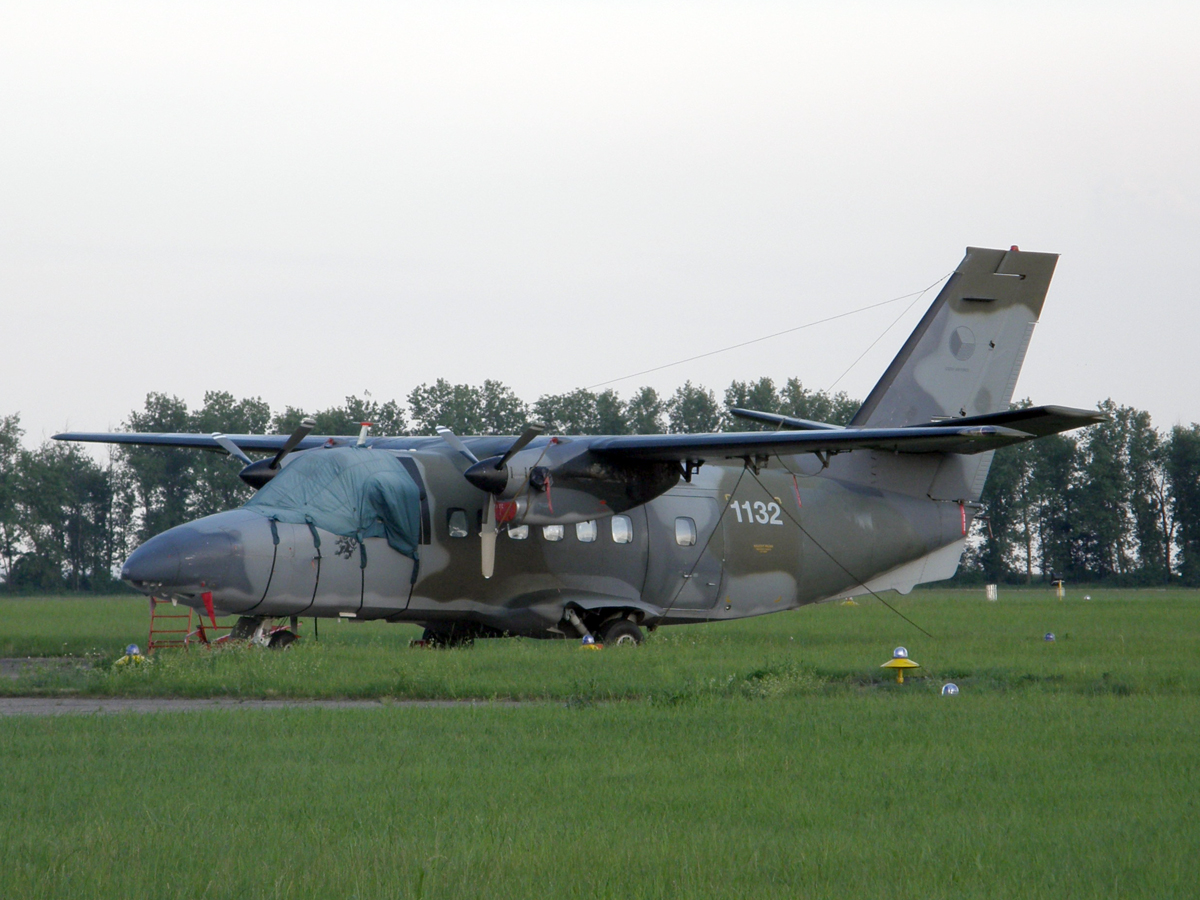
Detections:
[0, 380, 1196, 591]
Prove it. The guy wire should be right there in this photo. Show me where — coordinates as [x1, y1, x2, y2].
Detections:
[826, 275, 947, 391]
[748, 461, 934, 638]
[586, 274, 951, 391]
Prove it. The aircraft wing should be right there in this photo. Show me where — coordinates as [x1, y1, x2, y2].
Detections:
[727, 408, 841, 430]
[52, 432, 330, 454]
[589, 424, 1038, 461]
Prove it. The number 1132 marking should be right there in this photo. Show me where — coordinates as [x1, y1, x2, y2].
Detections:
[730, 500, 783, 525]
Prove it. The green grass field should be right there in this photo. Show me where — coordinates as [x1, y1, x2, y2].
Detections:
[2, 589, 1198, 898]
[1, 589, 1197, 700]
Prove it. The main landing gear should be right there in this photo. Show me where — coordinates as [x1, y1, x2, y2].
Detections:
[412, 614, 647, 647]
[597, 618, 644, 646]
[564, 608, 646, 646]
[415, 623, 506, 648]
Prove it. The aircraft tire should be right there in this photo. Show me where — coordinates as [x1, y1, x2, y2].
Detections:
[267, 630, 299, 650]
[599, 619, 644, 647]
[421, 626, 475, 648]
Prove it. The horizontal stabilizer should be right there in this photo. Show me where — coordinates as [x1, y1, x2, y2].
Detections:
[915, 405, 1106, 437]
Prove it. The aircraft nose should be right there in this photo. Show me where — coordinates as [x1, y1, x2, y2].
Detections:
[121, 531, 182, 591]
[121, 525, 237, 593]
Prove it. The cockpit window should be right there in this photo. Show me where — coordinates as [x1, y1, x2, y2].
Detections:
[244, 445, 422, 561]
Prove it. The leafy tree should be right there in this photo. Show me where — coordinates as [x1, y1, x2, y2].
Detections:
[399, 381, 527, 435]
[1125, 408, 1172, 583]
[479, 381, 529, 434]
[975, 442, 1035, 582]
[723, 378, 781, 431]
[668, 382, 721, 434]
[778, 378, 858, 425]
[273, 394, 407, 438]
[595, 390, 630, 435]
[627, 387, 666, 434]
[1071, 400, 1133, 579]
[341, 395, 408, 436]
[534, 389, 601, 435]
[189, 391, 273, 518]
[122, 393, 193, 540]
[11, 442, 118, 591]
[0, 413, 22, 583]
[1028, 433, 1078, 580]
[1166, 423, 1200, 585]
[271, 405, 312, 436]
[532, 389, 628, 435]
[407, 380, 485, 435]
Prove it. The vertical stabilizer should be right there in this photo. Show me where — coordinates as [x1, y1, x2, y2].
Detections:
[851, 247, 1058, 428]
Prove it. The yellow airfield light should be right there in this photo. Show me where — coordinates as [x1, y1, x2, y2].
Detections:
[881, 647, 921, 683]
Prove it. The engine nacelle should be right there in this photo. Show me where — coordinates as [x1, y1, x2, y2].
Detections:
[466, 440, 681, 525]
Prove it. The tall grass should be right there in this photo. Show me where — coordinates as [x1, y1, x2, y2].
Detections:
[3, 589, 1199, 699]
[2, 695, 1197, 899]
[3, 590, 1199, 898]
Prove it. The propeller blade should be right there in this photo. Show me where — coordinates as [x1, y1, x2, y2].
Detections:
[495, 422, 545, 469]
[270, 417, 316, 470]
[211, 433, 253, 466]
[481, 494, 497, 579]
[436, 426, 479, 465]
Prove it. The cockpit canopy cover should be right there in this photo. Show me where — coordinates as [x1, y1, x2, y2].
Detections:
[245, 446, 421, 560]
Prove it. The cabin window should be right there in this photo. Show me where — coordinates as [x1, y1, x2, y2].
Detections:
[507, 525, 529, 540]
[576, 520, 597, 543]
[611, 515, 633, 544]
[675, 516, 697, 547]
[542, 525, 564, 542]
[447, 508, 469, 538]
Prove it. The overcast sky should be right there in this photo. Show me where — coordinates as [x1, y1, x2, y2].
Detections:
[3, 1, 1197, 446]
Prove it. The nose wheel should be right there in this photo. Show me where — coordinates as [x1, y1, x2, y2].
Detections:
[267, 630, 298, 650]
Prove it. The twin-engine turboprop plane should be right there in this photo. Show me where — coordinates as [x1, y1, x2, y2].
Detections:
[57, 247, 1103, 646]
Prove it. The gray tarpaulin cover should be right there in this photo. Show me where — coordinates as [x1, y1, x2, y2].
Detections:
[244, 446, 421, 560]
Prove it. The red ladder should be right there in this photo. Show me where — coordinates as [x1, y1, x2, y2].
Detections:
[148, 597, 193, 651]
[147, 597, 234, 651]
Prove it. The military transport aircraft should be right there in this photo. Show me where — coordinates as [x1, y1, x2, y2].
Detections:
[57, 247, 1102, 646]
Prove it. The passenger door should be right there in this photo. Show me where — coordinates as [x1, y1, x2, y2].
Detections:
[643, 496, 724, 610]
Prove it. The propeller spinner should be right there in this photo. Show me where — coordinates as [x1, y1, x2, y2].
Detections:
[438, 423, 544, 578]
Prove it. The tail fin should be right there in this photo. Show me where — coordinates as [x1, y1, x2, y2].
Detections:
[851, 247, 1058, 428]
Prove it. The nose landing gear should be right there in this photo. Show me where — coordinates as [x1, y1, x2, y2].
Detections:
[227, 616, 301, 649]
